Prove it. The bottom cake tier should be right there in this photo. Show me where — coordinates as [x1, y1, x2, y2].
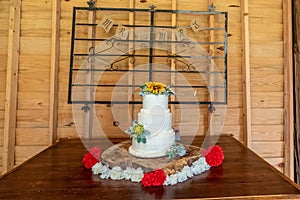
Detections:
[128, 130, 175, 158]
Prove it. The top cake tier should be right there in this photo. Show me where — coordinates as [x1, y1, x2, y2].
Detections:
[143, 94, 168, 110]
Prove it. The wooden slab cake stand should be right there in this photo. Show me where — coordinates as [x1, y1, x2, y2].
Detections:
[101, 140, 202, 175]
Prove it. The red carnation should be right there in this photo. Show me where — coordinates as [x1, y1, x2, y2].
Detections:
[89, 147, 101, 159]
[82, 147, 101, 169]
[141, 169, 166, 187]
[202, 145, 224, 167]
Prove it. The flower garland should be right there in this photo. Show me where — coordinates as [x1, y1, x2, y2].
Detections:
[83, 145, 224, 187]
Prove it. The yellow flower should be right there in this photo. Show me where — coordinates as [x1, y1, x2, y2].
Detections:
[134, 124, 145, 135]
[145, 82, 165, 95]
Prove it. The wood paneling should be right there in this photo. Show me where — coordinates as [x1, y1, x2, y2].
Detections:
[0, 0, 291, 177]
[250, 57, 284, 75]
[0, 147, 2, 166]
[249, 0, 282, 8]
[19, 55, 50, 74]
[16, 128, 49, 146]
[18, 75, 50, 92]
[249, 10, 283, 24]
[251, 92, 283, 108]
[250, 42, 283, 58]
[252, 125, 283, 141]
[19, 37, 51, 55]
[16, 110, 49, 128]
[0, 55, 7, 72]
[250, 24, 283, 41]
[252, 141, 284, 158]
[20, 19, 51, 37]
[0, 111, 4, 128]
[0, 92, 5, 110]
[251, 75, 283, 92]
[21, 0, 52, 19]
[15, 145, 48, 165]
[0, 129, 3, 146]
[265, 157, 284, 173]
[252, 108, 284, 125]
[0, 37, 8, 54]
[18, 92, 49, 110]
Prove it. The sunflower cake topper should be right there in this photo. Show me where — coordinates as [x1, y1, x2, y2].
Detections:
[139, 81, 174, 96]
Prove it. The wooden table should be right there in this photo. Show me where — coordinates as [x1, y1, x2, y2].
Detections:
[1, 136, 300, 199]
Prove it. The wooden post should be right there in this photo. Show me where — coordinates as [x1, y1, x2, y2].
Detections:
[283, 0, 294, 180]
[293, 0, 300, 184]
[241, 0, 252, 148]
[171, 0, 176, 129]
[2, 0, 21, 174]
[49, 0, 60, 145]
[129, 0, 135, 120]
[208, 0, 215, 136]
[85, 1, 97, 138]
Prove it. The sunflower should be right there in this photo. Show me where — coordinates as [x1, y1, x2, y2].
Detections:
[133, 124, 145, 135]
[145, 82, 165, 95]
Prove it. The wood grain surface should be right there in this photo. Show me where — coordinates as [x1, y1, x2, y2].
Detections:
[0, 136, 299, 199]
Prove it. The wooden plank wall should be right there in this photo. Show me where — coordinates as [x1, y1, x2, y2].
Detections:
[14, 0, 53, 165]
[0, 0, 293, 177]
[249, 0, 287, 173]
[57, 0, 289, 173]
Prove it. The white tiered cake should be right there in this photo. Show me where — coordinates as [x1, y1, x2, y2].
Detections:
[128, 94, 175, 158]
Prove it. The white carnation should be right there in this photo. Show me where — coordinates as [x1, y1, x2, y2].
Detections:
[164, 176, 171, 186]
[192, 157, 210, 175]
[110, 166, 125, 180]
[99, 165, 110, 179]
[168, 174, 178, 185]
[123, 167, 134, 180]
[123, 167, 144, 182]
[92, 162, 103, 175]
[181, 165, 194, 178]
[176, 171, 188, 183]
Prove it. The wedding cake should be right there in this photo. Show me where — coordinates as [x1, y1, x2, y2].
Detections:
[126, 82, 175, 158]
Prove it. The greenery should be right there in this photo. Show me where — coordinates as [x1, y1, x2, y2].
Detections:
[165, 143, 186, 159]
